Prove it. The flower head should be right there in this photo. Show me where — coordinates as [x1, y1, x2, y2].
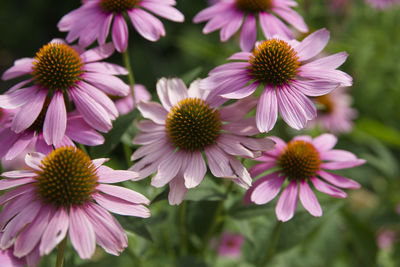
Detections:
[217, 232, 244, 259]
[58, 0, 184, 52]
[1, 41, 128, 146]
[201, 29, 352, 132]
[244, 134, 365, 221]
[131, 78, 274, 205]
[308, 87, 357, 134]
[193, 0, 308, 51]
[0, 146, 150, 260]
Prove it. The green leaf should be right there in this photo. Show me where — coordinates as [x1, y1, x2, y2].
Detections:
[180, 66, 203, 85]
[356, 118, 400, 148]
[90, 110, 138, 158]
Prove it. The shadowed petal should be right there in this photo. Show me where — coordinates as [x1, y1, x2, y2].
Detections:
[276, 180, 298, 222]
[299, 180, 322, 217]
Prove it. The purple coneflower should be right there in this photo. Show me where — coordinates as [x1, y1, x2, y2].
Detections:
[0, 41, 128, 144]
[115, 84, 151, 115]
[244, 134, 365, 221]
[0, 146, 150, 261]
[58, 0, 184, 52]
[217, 232, 244, 259]
[201, 29, 352, 132]
[131, 78, 274, 205]
[193, 0, 308, 51]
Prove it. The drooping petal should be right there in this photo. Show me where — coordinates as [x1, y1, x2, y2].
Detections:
[69, 206, 96, 259]
[39, 207, 69, 255]
[112, 14, 129, 52]
[312, 133, 337, 151]
[168, 174, 188, 205]
[137, 101, 168, 125]
[310, 177, 347, 198]
[251, 173, 285, 204]
[96, 184, 150, 205]
[184, 152, 206, 189]
[151, 152, 184, 187]
[317, 170, 360, 189]
[97, 166, 140, 183]
[295, 28, 330, 61]
[256, 86, 278, 133]
[92, 193, 150, 218]
[299, 180, 322, 217]
[276, 180, 298, 222]
[239, 14, 257, 52]
[43, 91, 67, 146]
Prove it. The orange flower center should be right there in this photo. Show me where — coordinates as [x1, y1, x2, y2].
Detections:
[100, 0, 140, 13]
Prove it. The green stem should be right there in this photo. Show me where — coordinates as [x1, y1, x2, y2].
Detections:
[260, 221, 283, 267]
[122, 49, 136, 104]
[123, 143, 133, 167]
[179, 201, 188, 256]
[55, 236, 67, 267]
[78, 144, 88, 155]
[200, 182, 234, 256]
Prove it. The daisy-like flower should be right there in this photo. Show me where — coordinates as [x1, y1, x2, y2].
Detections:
[115, 84, 151, 115]
[244, 134, 365, 221]
[0, 146, 150, 260]
[58, 0, 184, 52]
[308, 87, 357, 134]
[0, 41, 128, 145]
[131, 78, 274, 205]
[0, 106, 104, 160]
[193, 0, 308, 51]
[217, 232, 244, 259]
[201, 29, 352, 132]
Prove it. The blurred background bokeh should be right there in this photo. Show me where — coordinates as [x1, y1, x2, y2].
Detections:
[1, 0, 400, 266]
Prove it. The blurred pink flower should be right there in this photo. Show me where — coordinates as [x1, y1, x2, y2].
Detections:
[396, 203, 400, 215]
[201, 29, 351, 132]
[307, 87, 357, 134]
[244, 134, 365, 221]
[0, 147, 150, 260]
[377, 229, 396, 250]
[115, 84, 151, 115]
[218, 232, 244, 259]
[58, 0, 184, 52]
[0, 41, 128, 142]
[131, 78, 274, 205]
[366, 0, 400, 9]
[193, 0, 308, 51]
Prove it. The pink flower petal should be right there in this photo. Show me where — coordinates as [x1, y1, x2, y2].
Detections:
[220, 11, 243, 41]
[98, 13, 113, 44]
[320, 149, 357, 162]
[84, 72, 130, 96]
[92, 193, 150, 218]
[311, 177, 347, 198]
[251, 173, 285, 204]
[184, 152, 206, 189]
[312, 133, 337, 151]
[4, 131, 34, 161]
[299, 180, 322, 217]
[291, 80, 339, 97]
[39, 207, 69, 255]
[0, 187, 35, 228]
[43, 91, 67, 145]
[151, 152, 184, 187]
[193, 2, 232, 23]
[2, 58, 34, 80]
[256, 86, 278, 132]
[97, 165, 140, 183]
[80, 43, 114, 63]
[166, 78, 189, 107]
[249, 162, 277, 178]
[168, 174, 188, 205]
[228, 52, 251, 61]
[1, 170, 36, 179]
[229, 156, 252, 188]
[220, 81, 258, 99]
[137, 101, 168, 125]
[128, 9, 165, 41]
[276, 180, 298, 222]
[69, 206, 96, 259]
[259, 12, 292, 39]
[97, 184, 150, 205]
[317, 170, 360, 189]
[0, 177, 35, 190]
[205, 145, 235, 178]
[112, 14, 128, 52]
[295, 28, 330, 61]
[140, 1, 184, 22]
[25, 152, 46, 172]
[84, 62, 128, 75]
[219, 96, 257, 122]
[66, 116, 105, 146]
[239, 14, 257, 52]
[302, 52, 349, 70]
[0, 86, 39, 109]
[321, 159, 366, 170]
[272, 7, 308, 32]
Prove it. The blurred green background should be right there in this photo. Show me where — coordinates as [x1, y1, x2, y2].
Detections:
[1, 0, 400, 266]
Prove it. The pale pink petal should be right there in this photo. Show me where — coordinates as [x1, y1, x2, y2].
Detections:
[249, 162, 277, 178]
[0, 190, 35, 230]
[98, 14, 113, 44]
[168, 174, 188, 205]
[239, 14, 257, 52]
[217, 134, 255, 158]
[0, 86, 39, 109]
[220, 11, 243, 41]
[137, 101, 167, 124]
[311, 177, 347, 198]
[4, 131, 34, 160]
[321, 159, 366, 170]
[303, 52, 349, 70]
[1, 170, 36, 178]
[84, 72, 130, 96]
[0, 177, 35, 190]
[140, 1, 184, 22]
[221, 117, 259, 136]
[5, 79, 33, 94]
[193, 2, 232, 23]
[259, 12, 292, 39]
[220, 81, 258, 99]
[39, 207, 69, 255]
[317, 170, 360, 189]
[112, 14, 129, 52]
[97, 184, 150, 205]
[24, 152, 44, 171]
[295, 28, 330, 61]
[25, 246, 40, 267]
[320, 149, 357, 162]
[97, 165, 140, 183]
[11, 90, 47, 133]
[128, 9, 165, 41]
[184, 152, 206, 189]
[272, 7, 308, 32]
[66, 116, 105, 146]
[291, 80, 339, 97]
[219, 96, 257, 122]
[80, 43, 114, 62]
[43, 91, 67, 145]
[92, 158, 109, 168]
[2, 58, 34, 80]
[69, 206, 96, 259]
[84, 62, 128, 75]
[203, 15, 229, 34]
[312, 133, 337, 151]
[228, 52, 251, 61]
[166, 78, 189, 107]
[276, 87, 308, 130]
[92, 193, 150, 218]
[204, 145, 235, 177]
[299, 180, 322, 217]
[229, 156, 252, 188]
[251, 173, 285, 204]
[256, 86, 278, 132]
[151, 152, 184, 187]
[276, 180, 298, 222]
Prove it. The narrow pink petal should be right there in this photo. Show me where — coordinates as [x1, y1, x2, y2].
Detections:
[193, 2, 232, 23]
[84, 203, 127, 255]
[184, 152, 206, 189]
[24, 152, 44, 171]
[0, 177, 35, 190]
[168, 174, 188, 205]
[239, 14, 257, 51]
[151, 152, 184, 187]
[217, 134, 255, 158]
[320, 149, 357, 162]
[84, 62, 128, 75]
[321, 159, 366, 170]
[25, 246, 40, 267]
[299, 67, 352, 87]
[204, 145, 235, 178]
[136, 120, 164, 133]
[97, 166, 140, 183]
[39, 207, 69, 255]
[229, 156, 252, 188]
[220, 12, 243, 41]
[84, 72, 130, 96]
[4, 131, 34, 160]
[11, 90, 47, 133]
[228, 52, 251, 61]
[92, 158, 109, 168]
[112, 14, 129, 52]
[1, 170, 36, 178]
[0, 191, 35, 233]
[203, 15, 229, 34]
[128, 9, 165, 41]
[35, 134, 53, 155]
[69, 206, 96, 259]
[311, 177, 347, 198]
[2, 58, 34, 80]
[137, 101, 167, 125]
[249, 162, 277, 178]
[220, 82, 258, 99]
[5, 79, 33, 94]
[97, 184, 150, 205]
[259, 12, 292, 39]
[140, 2, 184, 22]
[303, 52, 348, 70]
[156, 77, 173, 110]
[272, 7, 308, 32]
[43, 91, 66, 145]
[0, 184, 33, 210]
[256, 86, 278, 133]
[98, 14, 113, 44]
[66, 116, 104, 146]
[295, 28, 330, 61]
[0, 86, 39, 109]
[299, 180, 322, 217]
[219, 96, 257, 122]
[14, 206, 53, 257]
[92, 193, 150, 218]
[317, 170, 360, 189]
[166, 78, 189, 107]
[312, 133, 337, 151]
[293, 135, 313, 142]
[0, 247, 26, 266]
[251, 174, 285, 204]
[276, 180, 298, 222]
[80, 43, 114, 63]
[276, 87, 308, 130]
[291, 80, 339, 97]
[221, 117, 259, 136]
